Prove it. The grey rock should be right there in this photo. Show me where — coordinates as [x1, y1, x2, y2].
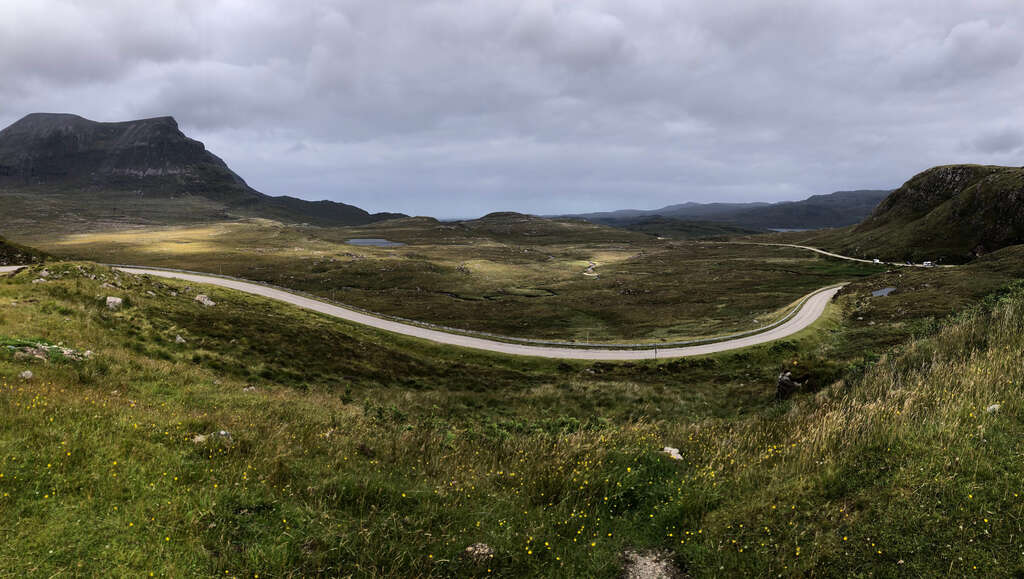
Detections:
[986, 403, 1001, 414]
[19, 370, 33, 381]
[106, 296, 123, 310]
[463, 543, 494, 564]
[175, 335, 187, 344]
[194, 294, 216, 307]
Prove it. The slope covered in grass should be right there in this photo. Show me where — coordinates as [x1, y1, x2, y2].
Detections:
[0, 234, 44, 266]
[2, 261, 1024, 576]
[785, 165, 1024, 264]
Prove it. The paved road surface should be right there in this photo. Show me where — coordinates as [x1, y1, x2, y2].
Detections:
[1, 264, 843, 360]
[735, 243, 953, 268]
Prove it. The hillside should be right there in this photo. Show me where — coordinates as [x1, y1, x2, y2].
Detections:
[4, 249, 1024, 575]
[567, 189, 890, 231]
[0, 235, 44, 266]
[788, 165, 1024, 263]
[0, 113, 404, 227]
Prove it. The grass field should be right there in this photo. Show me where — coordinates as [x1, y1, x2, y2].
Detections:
[3, 247, 1024, 575]
[16, 216, 883, 342]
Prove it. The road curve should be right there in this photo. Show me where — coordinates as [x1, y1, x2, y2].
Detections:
[733, 242, 954, 268]
[2, 264, 843, 360]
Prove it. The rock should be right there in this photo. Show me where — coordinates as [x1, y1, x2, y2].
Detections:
[622, 550, 683, 579]
[146, 290, 156, 296]
[31, 278, 46, 284]
[106, 296, 123, 310]
[193, 430, 233, 444]
[18, 370, 33, 381]
[463, 543, 494, 564]
[194, 294, 216, 307]
[776, 370, 802, 400]
[242, 386, 257, 392]
[175, 335, 187, 344]
[986, 404, 1001, 414]
[38, 270, 50, 278]
[662, 447, 683, 461]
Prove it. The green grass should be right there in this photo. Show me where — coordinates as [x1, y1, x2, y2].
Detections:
[0, 251, 1024, 573]
[2, 256, 1024, 575]
[15, 218, 883, 342]
[3, 240, 1024, 575]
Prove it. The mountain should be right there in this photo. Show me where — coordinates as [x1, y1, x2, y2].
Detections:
[0, 113, 404, 226]
[565, 189, 891, 231]
[795, 165, 1024, 263]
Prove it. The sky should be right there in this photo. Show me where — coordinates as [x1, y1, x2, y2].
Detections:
[1, 1, 1023, 218]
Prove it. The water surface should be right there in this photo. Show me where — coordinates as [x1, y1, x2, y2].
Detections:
[346, 238, 406, 247]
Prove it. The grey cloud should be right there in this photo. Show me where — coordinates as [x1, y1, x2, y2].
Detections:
[971, 128, 1024, 154]
[1, 1, 1024, 217]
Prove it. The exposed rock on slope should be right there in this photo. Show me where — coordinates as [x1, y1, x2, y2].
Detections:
[797, 165, 1024, 263]
[0, 113, 405, 226]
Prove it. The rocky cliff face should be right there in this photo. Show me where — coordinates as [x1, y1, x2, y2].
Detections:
[0, 113, 405, 226]
[0, 113, 249, 198]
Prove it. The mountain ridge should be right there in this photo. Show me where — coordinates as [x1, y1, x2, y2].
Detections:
[561, 189, 891, 231]
[0, 112, 405, 226]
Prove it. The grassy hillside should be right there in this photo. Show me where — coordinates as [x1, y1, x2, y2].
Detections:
[2, 252, 1024, 575]
[780, 165, 1024, 264]
[0, 235, 45, 266]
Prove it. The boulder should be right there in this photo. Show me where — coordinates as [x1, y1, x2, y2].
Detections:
[19, 370, 33, 381]
[194, 294, 216, 307]
[106, 296, 123, 310]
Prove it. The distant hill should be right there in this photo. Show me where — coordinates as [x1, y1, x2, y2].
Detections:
[564, 189, 891, 231]
[0, 113, 404, 227]
[602, 217, 764, 239]
[793, 165, 1024, 263]
[456, 211, 649, 244]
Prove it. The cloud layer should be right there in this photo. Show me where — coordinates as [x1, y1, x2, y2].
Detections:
[2, 0, 1022, 217]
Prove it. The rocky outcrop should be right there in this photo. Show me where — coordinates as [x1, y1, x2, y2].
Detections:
[822, 164, 1024, 263]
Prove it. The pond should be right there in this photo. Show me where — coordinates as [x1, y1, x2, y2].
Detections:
[346, 238, 406, 247]
[871, 287, 897, 297]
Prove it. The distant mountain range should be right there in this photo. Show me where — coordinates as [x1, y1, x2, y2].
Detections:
[0, 113, 405, 226]
[560, 189, 892, 233]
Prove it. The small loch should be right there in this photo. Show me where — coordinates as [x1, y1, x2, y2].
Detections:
[346, 238, 406, 247]
[871, 287, 897, 297]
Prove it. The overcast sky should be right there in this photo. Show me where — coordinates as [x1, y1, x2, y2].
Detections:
[2, 1, 1023, 217]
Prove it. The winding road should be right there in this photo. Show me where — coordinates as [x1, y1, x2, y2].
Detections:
[1, 263, 844, 361]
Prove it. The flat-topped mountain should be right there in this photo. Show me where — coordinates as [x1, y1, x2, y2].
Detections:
[0, 113, 404, 226]
[791, 165, 1024, 263]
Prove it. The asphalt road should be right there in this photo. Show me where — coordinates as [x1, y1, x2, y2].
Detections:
[1, 264, 843, 360]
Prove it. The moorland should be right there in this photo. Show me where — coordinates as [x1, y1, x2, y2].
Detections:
[4, 113, 1024, 576]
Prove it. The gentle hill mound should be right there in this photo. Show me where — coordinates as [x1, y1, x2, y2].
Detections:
[457, 211, 649, 243]
[0, 113, 405, 227]
[793, 165, 1024, 263]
